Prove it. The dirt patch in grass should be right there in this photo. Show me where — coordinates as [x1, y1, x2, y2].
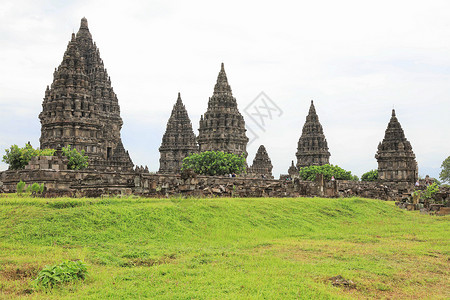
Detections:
[122, 253, 176, 267]
[0, 263, 40, 281]
[0, 263, 41, 296]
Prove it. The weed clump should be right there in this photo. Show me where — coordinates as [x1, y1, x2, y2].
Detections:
[34, 260, 87, 289]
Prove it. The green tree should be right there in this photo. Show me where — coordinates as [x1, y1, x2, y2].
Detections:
[62, 145, 89, 170]
[298, 164, 354, 181]
[182, 151, 246, 176]
[439, 156, 450, 184]
[361, 169, 378, 182]
[2, 143, 55, 170]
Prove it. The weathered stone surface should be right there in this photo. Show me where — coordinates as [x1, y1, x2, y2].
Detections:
[248, 145, 273, 178]
[375, 109, 417, 184]
[159, 93, 198, 174]
[39, 18, 133, 172]
[197, 63, 248, 158]
[296, 100, 330, 169]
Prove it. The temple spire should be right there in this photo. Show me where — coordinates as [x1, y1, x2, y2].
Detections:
[198, 63, 248, 158]
[309, 100, 316, 115]
[376, 109, 417, 183]
[80, 17, 89, 30]
[249, 145, 273, 178]
[295, 101, 330, 168]
[159, 93, 198, 174]
[213, 62, 232, 95]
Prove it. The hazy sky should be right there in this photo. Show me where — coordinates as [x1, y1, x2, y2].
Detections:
[1, 0, 449, 179]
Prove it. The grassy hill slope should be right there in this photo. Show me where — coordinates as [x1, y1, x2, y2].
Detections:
[0, 196, 448, 299]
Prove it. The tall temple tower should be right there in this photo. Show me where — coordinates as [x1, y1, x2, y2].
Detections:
[296, 100, 330, 168]
[159, 93, 198, 174]
[249, 145, 273, 178]
[197, 63, 249, 158]
[375, 109, 418, 184]
[39, 18, 133, 171]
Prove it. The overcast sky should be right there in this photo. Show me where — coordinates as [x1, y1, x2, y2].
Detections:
[1, 0, 449, 179]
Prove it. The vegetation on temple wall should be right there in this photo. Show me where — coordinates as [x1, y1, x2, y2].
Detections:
[361, 169, 378, 182]
[298, 164, 354, 181]
[1, 144, 88, 171]
[182, 151, 246, 176]
[440, 156, 450, 184]
[2, 143, 55, 170]
[62, 145, 88, 170]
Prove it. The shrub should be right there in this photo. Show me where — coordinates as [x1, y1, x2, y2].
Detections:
[30, 183, 45, 195]
[62, 145, 88, 170]
[2, 143, 55, 170]
[422, 183, 439, 201]
[361, 169, 378, 182]
[182, 151, 246, 176]
[298, 164, 354, 181]
[34, 260, 87, 289]
[16, 180, 26, 194]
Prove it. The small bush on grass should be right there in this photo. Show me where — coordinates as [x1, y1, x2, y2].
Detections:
[34, 260, 87, 289]
[16, 180, 26, 194]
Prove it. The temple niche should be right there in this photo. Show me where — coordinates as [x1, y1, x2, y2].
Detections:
[375, 109, 418, 184]
[159, 93, 198, 174]
[39, 18, 133, 171]
[249, 145, 273, 178]
[296, 100, 330, 169]
[197, 63, 249, 158]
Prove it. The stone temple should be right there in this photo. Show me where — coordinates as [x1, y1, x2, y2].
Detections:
[39, 18, 133, 171]
[159, 93, 198, 174]
[375, 109, 418, 184]
[249, 145, 273, 178]
[197, 63, 249, 158]
[295, 100, 330, 169]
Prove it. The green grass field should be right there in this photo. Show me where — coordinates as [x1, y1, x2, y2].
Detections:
[0, 195, 448, 299]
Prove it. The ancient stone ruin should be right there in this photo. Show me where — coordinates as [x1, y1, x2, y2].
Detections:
[375, 109, 418, 184]
[38, 18, 133, 171]
[295, 100, 331, 169]
[249, 145, 273, 178]
[159, 93, 198, 174]
[197, 63, 249, 158]
[2, 17, 444, 208]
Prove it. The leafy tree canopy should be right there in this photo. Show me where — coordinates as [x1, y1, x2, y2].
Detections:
[439, 156, 450, 184]
[182, 151, 246, 176]
[361, 169, 378, 182]
[298, 164, 354, 181]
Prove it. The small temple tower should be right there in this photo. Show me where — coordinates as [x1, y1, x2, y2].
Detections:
[197, 63, 249, 158]
[296, 100, 330, 168]
[249, 145, 273, 178]
[288, 160, 298, 177]
[39, 18, 133, 171]
[159, 93, 198, 174]
[375, 109, 418, 184]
